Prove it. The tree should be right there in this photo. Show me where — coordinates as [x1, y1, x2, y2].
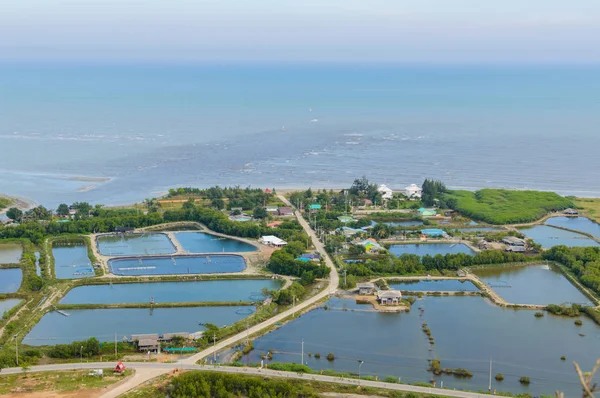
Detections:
[182, 198, 195, 210]
[56, 203, 70, 217]
[6, 207, 22, 222]
[211, 198, 225, 210]
[421, 179, 446, 207]
[253, 206, 267, 219]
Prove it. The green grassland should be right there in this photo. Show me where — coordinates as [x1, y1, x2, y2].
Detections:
[573, 197, 600, 223]
[445, 189, 573, 224]
[0, 197, 12, 211]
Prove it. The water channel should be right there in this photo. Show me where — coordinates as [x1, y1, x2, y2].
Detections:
[242, 296, 600, 396]
[60, 279, 282, 304]
[474, 264, 591, 305]
[0, 299, 22, 315]
[519, 225, 599, 248]
[108, 255, 246, 276]
[96, 233, 176, 256]
[389, 243, 475, 257]
[175, 232, 257, 253]
[545, 217, 600, 239]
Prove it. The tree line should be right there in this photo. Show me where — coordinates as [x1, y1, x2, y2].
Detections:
[543, 245, 600, 296]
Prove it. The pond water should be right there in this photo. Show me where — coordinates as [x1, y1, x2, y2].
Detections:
[0, 243, 22, 264]
[174, 232, 257, 253]
[474, 265, 591, 306]
[108, 255, 246, 276]
[0, 299, 22, 315]
[96, 233, 176, 256]
[243, 296, 600, 396]
[519, 225, 599, 248]
[0, 268, 22, 293]
[389, 243, 475, 257]
[60, 279, 283, 304]
[53, 246, 94, 279]
[389, 279, 479, 292]
[545, 217, 600, 239]
[24, 306, 250, 346]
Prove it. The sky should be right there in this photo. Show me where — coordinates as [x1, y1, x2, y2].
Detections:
[1, 0, 600, 64]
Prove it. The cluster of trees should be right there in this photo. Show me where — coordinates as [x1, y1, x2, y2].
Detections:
[443, 189, 574, 224]
[167, 371, 321, 398]
[47, 337, 101, 359]
[343, 250, 533, 277]
[167, 186, 275, 210]
[543, 245, 600, 296]
[421, 179, 447, 207]
[267, 242, 329, 285]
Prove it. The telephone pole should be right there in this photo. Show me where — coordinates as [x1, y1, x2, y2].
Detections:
[115, 332, 117, 358]
[301, 339, 304, 365]
[213, 333, 217, 363]
[488, 358, 492, 392]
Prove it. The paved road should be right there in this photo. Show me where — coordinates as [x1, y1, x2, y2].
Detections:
[1, 361, 494, 398]
[179, 196, 339, 366]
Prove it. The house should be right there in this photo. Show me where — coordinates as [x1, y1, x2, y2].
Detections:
[161, 332, 190, 342]
[563, 208, 579, 215]
[260, 235, 288, 247]
[377, 184, 394, 200]
[337, 216, 354, 223]
[418, 208, 437, 217]
[506, 245, 526, 253]
[359, 238, 384, 253]
[338, 226, 362, 237]
[404, 184, 423, 199]
[357, 282, 375, 295]
[362, 199, 373, 207]
[265, 206, 279, 213]
[264, 189, 272, 194]
[266, 221, 283, 228]
[377, 290, 402, 305]
[137, 338, 159, 351]
[277, 207, 293, 216]
[502, 237, 525, 247]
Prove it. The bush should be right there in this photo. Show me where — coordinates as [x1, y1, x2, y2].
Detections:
[326, 353, 335, 361]
[534, 312, 544, 318]
[574, 319, 583, 326]
[495, 373, 504, 381]
[561, 356, 566, 361]
[453, 368, 473, 378]
[314, 352, 320, 359]
[519, 376, 531, 385]
[383, 376, 398, 383]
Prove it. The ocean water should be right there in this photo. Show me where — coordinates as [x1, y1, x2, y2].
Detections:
[1, 65, 600, 207]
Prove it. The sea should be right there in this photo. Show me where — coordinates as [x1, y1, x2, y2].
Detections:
[1, 64, 599, 207]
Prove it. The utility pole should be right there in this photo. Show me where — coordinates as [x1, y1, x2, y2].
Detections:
[114, 332, 117, 358]
[358, 360, 364, 383]
[301, 339, 304, 365]
[293, 296, 297, 317]
[488, 358, 492, 392]
[14, 334, 18, 366]
[213, 333, 217, 363]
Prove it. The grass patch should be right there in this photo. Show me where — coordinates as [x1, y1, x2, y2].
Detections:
[0, 368, 132, 395]
[445, 189, 573, 224]
[573, 197, 600, 223]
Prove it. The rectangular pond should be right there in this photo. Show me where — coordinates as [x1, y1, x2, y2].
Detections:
[545, 217, 600, 239]
[53, 245, 94, 279]
[242, 296, 599, 397]
[96, 233, 176, 256]
[474, 264, 592, 306]
[519, 225, 599, 248]
[24, 306, 251, 346]
[0, 268, 22, 293]
[0, 243, 22, 264]
[108, 255, 246, 276]
[174, 232, 257, 253]
[0, 299, 22, 315]
[389, 243, 475, 257]
[388, 279, 479, 292]
[60, 279, 283, 304]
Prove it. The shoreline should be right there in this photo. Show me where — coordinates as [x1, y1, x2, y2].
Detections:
[0, 194, 36, 215]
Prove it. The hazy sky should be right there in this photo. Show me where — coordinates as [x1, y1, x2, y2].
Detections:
[1, 0, 600, 64]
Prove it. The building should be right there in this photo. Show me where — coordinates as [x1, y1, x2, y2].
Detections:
[131, 333, 159, 351]
[260, 235, 288, 247]
[337, 215, 354, 223]
[404, 184, 423, 199]
[377, 184, 394, 200]
[264, 189, 272, 194]
[359, 238, 384, 253]
[418, 208, 437, 217]
[161, 332, 190, 342]
[277, 207, 293, 216]
[338, 226, 362, 237]
[299, 253, 320, 260]
[361, 199, 373, 207]
[266, 221, 283, 228]
[309, 204, 322, 210]
[115, 226, 135, 234]
[502, 237, 525, 247]
[357, 282, 375, 295]
[506, 245, 526, 253]
[563, 208, 579, 215]
[377, 290, 402, 305]
[265, 206, 279, 213]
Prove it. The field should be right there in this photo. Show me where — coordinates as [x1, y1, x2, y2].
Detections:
[573, 197, 600, 223]
[0, 197, 12, 211]
[0, 369, 132, 397]
[445, 189, 573, 224]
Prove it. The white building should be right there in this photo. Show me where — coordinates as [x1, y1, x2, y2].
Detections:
[377, 184, 394, 200]
[404, 184, 422, 199]
[259, 235, 288, 247]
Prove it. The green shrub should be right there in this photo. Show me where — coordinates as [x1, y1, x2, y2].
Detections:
[574, 319, 583, 326]
[560, 356, 566, 361]
[519, 376, 531, 385]
[314, 352, 320, 359]
[534, 312, 544, 318]
[495, 373, 504, 381]
[326, 352, 335, 361]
